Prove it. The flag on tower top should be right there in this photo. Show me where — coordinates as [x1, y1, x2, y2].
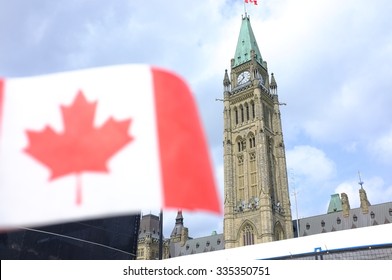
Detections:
[0, 64, 221, 229]
[245, 0, 258, 5]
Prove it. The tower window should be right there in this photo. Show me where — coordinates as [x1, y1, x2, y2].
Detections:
[237, 155, 244, 201]
[237, 139, 245, 152]
[234, 108, 239, 125]
[249, 136, 255, 148]
[263, 104, 271, 128]
[242, 225, 255, 246]
[249, 152, 257, 198]
[251, 102, 255, 119]
[240, 106, 244, 123]
[245, 103, 249, 121]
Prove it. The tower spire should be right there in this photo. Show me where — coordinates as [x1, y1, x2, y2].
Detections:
[232, 15, 263, 68]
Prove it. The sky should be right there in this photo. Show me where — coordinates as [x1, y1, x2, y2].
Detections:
[1, 0, 392, 239]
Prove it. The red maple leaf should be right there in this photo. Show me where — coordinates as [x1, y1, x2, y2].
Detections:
[24, 90, 134, 205]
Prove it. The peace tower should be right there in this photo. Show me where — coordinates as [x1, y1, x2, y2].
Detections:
[223, 15, 293, 249]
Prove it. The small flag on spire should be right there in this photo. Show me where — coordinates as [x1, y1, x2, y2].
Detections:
[245, 0, 258, 5]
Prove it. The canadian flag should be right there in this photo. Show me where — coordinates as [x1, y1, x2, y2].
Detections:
[245, 0, 258, 5]
[0, 65, 221, 229]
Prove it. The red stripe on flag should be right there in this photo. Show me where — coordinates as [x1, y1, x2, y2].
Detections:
[0, 79, 4, 138]
[152, 67, 221, 214]
[245, 0, 258, 5]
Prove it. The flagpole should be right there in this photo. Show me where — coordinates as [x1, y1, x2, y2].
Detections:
[244, 1, 247, 15]
[158, 209, 163, 260]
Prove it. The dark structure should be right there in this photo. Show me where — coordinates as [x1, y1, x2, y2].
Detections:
[0, 214, 140, 260]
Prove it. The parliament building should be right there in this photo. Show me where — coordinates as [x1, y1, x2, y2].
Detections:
[136, 14, 392, 260]
[138, 14, 294, 259]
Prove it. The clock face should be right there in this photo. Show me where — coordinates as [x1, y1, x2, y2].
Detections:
[237, 71, 250, 85]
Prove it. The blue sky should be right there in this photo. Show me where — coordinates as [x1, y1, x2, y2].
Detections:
[1, 0, 392, 239]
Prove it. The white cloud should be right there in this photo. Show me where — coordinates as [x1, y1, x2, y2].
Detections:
[286, 145, 338, 218]
[286, 145, 336, 183]
[369, 129, 392, 163]
[255, 0, 392, 153]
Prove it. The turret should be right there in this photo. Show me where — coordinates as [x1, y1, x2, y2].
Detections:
[170, 210, 184, 241]
[270, 73, 277, 95]
[341, 193, 351, 218]
[359, 188, 371, 214]
[358, 172, 371, 214]
[223, 69, 231, 94]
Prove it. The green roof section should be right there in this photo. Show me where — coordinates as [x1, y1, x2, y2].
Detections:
[233, 15, 263, 67]
[327, 194, 343, 214]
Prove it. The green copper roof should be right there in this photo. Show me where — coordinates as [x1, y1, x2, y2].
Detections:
[327, 194, 343, 214]
[233, 15, 263, 67]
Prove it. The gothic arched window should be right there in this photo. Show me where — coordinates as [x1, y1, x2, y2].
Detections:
[242, 224, 255, 246]
[237, 137, 244, 152]
[245, 103, 249, 121]
[240, 105, 244, 123]
[234, 107, 238, 125]
[248, 134, 256, 149]
[274, 222, 284, 241]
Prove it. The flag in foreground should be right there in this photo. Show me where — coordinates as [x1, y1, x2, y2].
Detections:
[0, 65, 220, 229]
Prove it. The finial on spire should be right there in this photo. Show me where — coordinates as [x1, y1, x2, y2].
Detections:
[358, 171, 364, 189]
[223, 69, 231, 89]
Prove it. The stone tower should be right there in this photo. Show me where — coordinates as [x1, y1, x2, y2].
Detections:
[223, 15, 293, 249]
[137, 214, 169, 259]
